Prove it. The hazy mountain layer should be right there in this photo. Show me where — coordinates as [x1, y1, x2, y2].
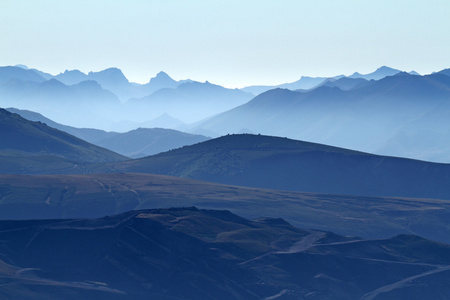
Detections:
[0, 66, 253, 129]
[241, 75, 330, 95]
[348, 65, 402, 80]
[0, 74, 122, 129]
[240, 66, 402, 95]
[1, 207, 450, 299]
[94, 128, 209, 158]
[195, 73, 450, 162]
[127, 81, 253, 123]
[0, 109, 126, 169]
[0, 66, 46, 84]
[6, 108, 209, 158]
[55, 69, 181, 100]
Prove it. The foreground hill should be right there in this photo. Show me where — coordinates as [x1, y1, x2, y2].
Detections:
[195, 72, 450, 162]
[1, 207, 450, 299]
[99, 134, 450, 200]
[0, 109, 126, 173]
[2, 173, 450, 244]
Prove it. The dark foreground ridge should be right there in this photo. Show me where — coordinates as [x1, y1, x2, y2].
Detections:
[3, 173, 450, 244]
[1, 207, 450, 299]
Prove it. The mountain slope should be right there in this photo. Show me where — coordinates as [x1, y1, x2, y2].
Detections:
[0, 109, 126, 170]
[0, 66, 46, 84]
[94, 127, 209, 158]
[6, 108, 209, 158]
[320, 76, 368, 90]
[194, 73, 450, 162]
[2, 172, 450, 243]
[241, 75, 329, 95]
[241, 66, 402, 96]
[5, 107, 120, 143]
[99, 134, 450, 200]
[1, 207, 450, 299]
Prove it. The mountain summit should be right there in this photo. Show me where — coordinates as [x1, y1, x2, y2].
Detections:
[349, 66, 401, 80]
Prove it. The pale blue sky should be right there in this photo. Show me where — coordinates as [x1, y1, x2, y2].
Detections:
[1, 0, 450, 87]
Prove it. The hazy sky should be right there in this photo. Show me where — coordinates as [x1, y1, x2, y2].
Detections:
[2, 0, 450, 87]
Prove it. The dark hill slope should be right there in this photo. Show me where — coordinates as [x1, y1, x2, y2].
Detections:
[6, 108, 210, 158]
[0, 109, 126, 171]
[3, 173, 450, 243]
[1, 207, 450, 299]
[5, 107, 119, 143]
[102, 134, 450, 200]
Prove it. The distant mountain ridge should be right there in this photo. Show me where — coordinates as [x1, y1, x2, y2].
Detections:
[0, 108, 127, 173]
[127, 80, 253, 123]
[6, 108, 210, 158]
[349, 66, 402, 80]
[240, 66, 408, 95]
[194, 72, 450, 162]
[0, 65, 254, 129]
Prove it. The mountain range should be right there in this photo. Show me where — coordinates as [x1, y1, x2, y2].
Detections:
[2, 63, 450, 299]
[6, 108, 210, 158]
[0, 66, 253, 129]
[193, 72, 450, 162]
[126, 80, 253, 123]
[1, 207, 450, 299]
[240, 66, 407, 95]
[0, 108, 127, 174]
[2, 109, 449, 202]
[2, 111, 450, 242]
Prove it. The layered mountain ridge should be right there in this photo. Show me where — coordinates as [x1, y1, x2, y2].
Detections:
[0, 108, 127, 173]
[194, 72, 450, 162]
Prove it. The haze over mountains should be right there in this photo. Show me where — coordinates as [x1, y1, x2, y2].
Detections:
[0, 108, 126, 174]
[2, 63, 450, 299]
[6, 108, 210, 158]
[240, 66, 411, 95]
[194, 72, 450, 162]
[0, 65, 253, 129]
[3, 63, 450, 163]
[2, 107, 450, 200]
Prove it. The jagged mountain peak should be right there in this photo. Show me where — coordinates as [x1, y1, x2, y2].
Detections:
[88, 67, 128, 82]
[148, 71, 176, 85]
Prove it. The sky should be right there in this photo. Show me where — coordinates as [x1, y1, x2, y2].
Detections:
[1, 0, 450, 88]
